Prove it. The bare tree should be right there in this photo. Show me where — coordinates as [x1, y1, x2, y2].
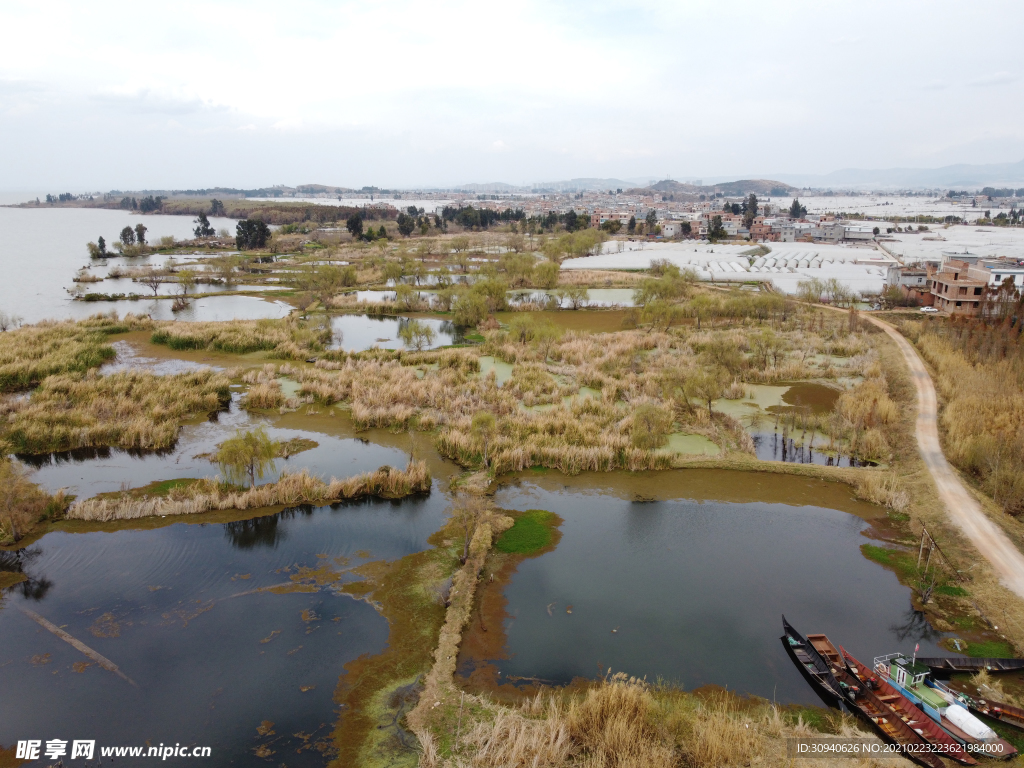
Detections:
[140, 271, 162, 296]
[450, 494, 488, 564]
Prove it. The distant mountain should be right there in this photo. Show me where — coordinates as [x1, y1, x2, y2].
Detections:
[446, 181, 529, 193]
[769, 159, 1024, 191]
[631, 178, 798, 197]
[531, 177, 637, 192]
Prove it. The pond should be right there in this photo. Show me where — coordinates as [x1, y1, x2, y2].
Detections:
[458, 471, 948, 705]
[507, 288, 636, 308]
[716, 382, 855, 466]
[17, 397, 414, 499]
[0, 492, 447, 765]
[329, 315, 464, 352]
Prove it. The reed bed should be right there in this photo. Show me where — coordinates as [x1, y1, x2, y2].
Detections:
[902, 318, 1024, 515]
[0, 460, 69, 545]
[284, 318, 891, 470]
[241, 364, 285, 409]
[0, 369, 231, 453]
[149, 317, 328, 359]
[0, 313, 153, 392]
[66, 461, 431, 521]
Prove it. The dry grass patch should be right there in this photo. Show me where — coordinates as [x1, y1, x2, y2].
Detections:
[0, 460, 69, 545]
[66, 461, 430, 521]
[0, 313, 153, 391]
[150, 316, 329, 359]
[0, 369, 231, 453]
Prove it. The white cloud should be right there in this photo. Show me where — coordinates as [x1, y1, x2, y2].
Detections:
[968, 72, 1016, 87]
[0, 0, 1022, 187]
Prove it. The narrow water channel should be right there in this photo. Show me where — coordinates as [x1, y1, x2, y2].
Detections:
[18, 397, 412, 499]
[459, 471, 946, 705]
[0, 493, 447, 764]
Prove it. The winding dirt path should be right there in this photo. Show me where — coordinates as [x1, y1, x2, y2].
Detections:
[866, 315, 1024, 599]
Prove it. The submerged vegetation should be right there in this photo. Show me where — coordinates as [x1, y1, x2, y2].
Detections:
[7, 219, 1024, 767]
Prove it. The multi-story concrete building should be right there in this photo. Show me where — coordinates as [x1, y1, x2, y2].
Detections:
[929, 260, 986, 314]
[968, 259, 1024, 289]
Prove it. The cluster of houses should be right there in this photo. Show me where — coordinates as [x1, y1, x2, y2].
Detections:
[500, 195, 880, 244]
[886, 255, 1024, 314]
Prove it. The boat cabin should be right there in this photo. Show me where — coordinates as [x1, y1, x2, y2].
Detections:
[891, 657, 930, 689]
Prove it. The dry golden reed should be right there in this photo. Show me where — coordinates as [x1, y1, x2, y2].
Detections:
[66, 461, 430, 521]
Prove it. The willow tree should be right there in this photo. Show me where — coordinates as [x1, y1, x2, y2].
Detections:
[217, 427, 280, 488]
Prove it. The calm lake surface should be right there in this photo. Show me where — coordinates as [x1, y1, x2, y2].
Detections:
[0, 493, 447, 765]
[0, 207, 276, 324]
[474, 474, 946, 705]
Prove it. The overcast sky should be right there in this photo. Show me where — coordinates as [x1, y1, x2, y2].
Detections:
[1, 0, 1022, 191]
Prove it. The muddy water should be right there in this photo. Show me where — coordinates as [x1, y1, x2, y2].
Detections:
[0, 493, 446, 764]
[464, 471, 947, 705]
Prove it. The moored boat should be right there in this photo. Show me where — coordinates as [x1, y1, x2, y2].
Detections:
[782, 619, 944, 768]
[934, 681, 1024, 732]
[840, 646, 976, 765]
[873, 653, 1018, 761]
[916, 657, 1024, 674]
[781, 616, 846, 712]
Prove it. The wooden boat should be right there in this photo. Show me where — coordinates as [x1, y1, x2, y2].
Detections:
[841, 646, 977, 765]
[874, 653, 1018, 761]
[916, 657, 1024, 674]
[782, 620, 944, 768]
[780, 616, 846, 712]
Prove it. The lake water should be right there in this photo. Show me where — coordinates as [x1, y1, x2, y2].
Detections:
[0, 492, 447, 764]
[0, 207, 261, 325]
[460, 473, 947, 705]
[330, 315, 464, 352]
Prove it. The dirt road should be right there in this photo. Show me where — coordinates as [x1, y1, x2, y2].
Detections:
[867, 316, 1024, 599]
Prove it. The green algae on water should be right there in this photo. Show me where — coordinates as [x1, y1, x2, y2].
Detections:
[495, 510, 557, 555]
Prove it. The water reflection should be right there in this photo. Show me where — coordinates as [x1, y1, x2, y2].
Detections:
[222, 505, 319, 550]
[890, 608, 945, 644]
[751, 431, 875, 467]
[0, 495, 450, 763]
[19, 398, 412, 498]
[0, 548, 52, 602]
[330, 314, 465, 352]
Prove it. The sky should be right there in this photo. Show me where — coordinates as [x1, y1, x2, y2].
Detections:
[1, 0, 1023, 191]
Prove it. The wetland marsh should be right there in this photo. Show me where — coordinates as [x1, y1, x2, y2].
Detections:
[3, 213, 1017, 767]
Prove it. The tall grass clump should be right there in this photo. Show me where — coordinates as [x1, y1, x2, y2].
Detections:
[241, 364, 285, 410]
[903, 317, 1024, 515]
[150, 317, 329, 359]
[0, 313, 153, 392]
[0, 460, 69, 544]
[0, 369, 231, 453]
[66, 461, 431, 521]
